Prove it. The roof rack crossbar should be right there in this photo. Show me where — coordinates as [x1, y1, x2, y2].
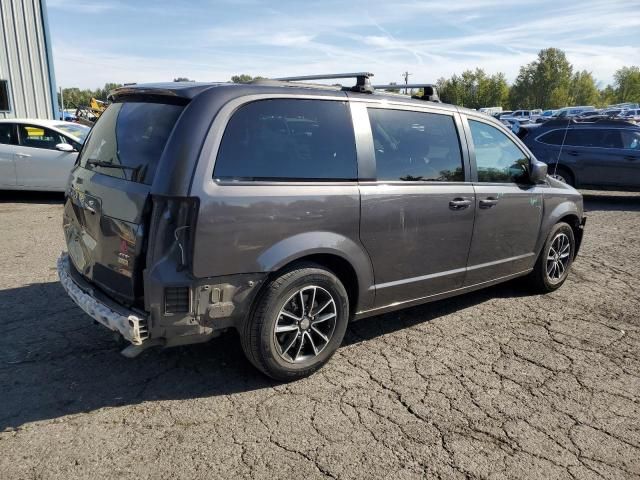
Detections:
[373, 83, 441, 103]
[272, 72, 374, 94]
[372, 83, 435, 89]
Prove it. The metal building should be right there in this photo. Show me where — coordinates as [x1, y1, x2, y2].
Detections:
[0, 0, 57, 120]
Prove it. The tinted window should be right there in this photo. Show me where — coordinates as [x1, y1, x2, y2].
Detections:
[368, 108, 464, 182]
[214, 99, 356, 181]
[79, 102, 184, 185]
[0, 123, 17, 145]
[0, 80, 9, 111]
[621, 130, 640, 149]
[538, 129, 567, 145]
[17, 124, 64, 150]
[468, 120, 529, 183]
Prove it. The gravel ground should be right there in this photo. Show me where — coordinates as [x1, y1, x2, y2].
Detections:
[0, 190, 639, 480]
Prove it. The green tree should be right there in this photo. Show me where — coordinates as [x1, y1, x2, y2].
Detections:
[510, 48, 572, 109]
[613, 66, 640, 103]
[569, 70, 599, 106]
[231, 74, 265, 83]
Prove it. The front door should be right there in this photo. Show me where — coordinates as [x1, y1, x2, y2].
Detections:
[464, 117, 543, 285]
[14, 123, 76, 189]
[0, 123, 18, 187]
[357, 105, 475, 308]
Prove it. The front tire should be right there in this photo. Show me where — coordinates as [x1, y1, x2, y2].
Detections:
[241, 263, 349, 381]
[550, 166, 575, 187]
[529, 222, 575, 292]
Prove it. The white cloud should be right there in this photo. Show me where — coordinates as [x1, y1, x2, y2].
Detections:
[50, 0, 640, 88]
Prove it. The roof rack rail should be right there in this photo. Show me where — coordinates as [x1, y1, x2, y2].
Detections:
[373, 83, 441, 103]
[272, 72, 374, 93]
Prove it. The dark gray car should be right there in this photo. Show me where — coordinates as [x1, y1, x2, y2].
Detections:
[58, 76, 585, 380]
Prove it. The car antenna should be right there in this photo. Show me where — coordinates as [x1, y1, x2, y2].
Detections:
[553, 115, 571, 179]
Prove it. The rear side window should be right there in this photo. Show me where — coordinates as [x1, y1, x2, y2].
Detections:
[214, 99, 357, 181]
[79, 102, 184, 185]
[0, 123, 17, 145]
[367, 108, 464, 182]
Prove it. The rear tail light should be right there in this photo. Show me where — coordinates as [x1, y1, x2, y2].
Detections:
[147, 196, 199, 271]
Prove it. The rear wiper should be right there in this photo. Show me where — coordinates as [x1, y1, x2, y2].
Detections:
[86, 159, 144, 181]
[86, 159, 138, 171]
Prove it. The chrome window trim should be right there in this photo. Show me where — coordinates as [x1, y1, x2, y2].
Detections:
[535, 127, 640, 150]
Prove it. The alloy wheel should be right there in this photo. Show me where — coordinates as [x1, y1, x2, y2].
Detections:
[273, 285, 337, 363]
[546, 232, 571, 283]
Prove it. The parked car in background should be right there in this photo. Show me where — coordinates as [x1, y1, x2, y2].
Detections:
[601, 108, 625, 118]
[518, 118, 640, 190]
[577, 110, 602, 119]
[496, 110, 513, 119]
[535, 110, 558, 123]
[620, 109, 640, 124]
[0, 119, 90, 191]
[57, 79, 585, 380]
[556, 106, 596, 118]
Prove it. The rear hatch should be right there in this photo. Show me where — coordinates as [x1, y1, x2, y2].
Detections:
[63, 100, 185, 307]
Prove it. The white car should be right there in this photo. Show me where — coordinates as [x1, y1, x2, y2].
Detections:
[0, 119, 90, 192]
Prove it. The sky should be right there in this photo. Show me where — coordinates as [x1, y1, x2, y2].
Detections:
[47, 0, 640, 90]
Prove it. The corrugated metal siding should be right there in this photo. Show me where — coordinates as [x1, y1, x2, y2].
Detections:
[0, 0, 55, 119]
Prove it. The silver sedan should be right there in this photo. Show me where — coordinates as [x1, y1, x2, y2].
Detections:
[0, 119, 90, 192]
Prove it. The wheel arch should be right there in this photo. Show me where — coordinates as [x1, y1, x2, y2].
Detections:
[255, 232, 375, 313]
[537, 201, 583, 257]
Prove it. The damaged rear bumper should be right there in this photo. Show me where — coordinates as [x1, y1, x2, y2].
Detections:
[57, 253, 149, 345]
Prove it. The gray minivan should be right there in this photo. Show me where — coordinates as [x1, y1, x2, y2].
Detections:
[58, 75, 585, 380]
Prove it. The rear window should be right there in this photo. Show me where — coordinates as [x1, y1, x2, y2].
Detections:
[214, 99, 357, 181]
[79, 102, 183, 185]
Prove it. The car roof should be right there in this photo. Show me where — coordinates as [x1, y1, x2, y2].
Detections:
[109, 80, 512, 133]
[111, 80, 463, 111]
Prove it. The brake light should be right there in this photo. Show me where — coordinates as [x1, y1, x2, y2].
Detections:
[147, 196, 199, 271]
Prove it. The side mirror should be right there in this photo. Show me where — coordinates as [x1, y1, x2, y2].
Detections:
[529, 160, 548, 184]
[56, 143, 75, 152]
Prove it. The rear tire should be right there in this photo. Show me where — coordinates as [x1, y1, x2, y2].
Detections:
[529, 222, 575, 293]
[241, 263, 349, 381]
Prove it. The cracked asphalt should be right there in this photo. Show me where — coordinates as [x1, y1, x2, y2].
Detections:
[0, 190, 639, 479]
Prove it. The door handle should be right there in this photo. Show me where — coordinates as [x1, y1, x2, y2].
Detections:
[567, 151, 579, 157]
[15, 152, 31, 158]
[449, 197, 472, 210]
[479, 197, 499, 208]
[624, 156, 637, 161]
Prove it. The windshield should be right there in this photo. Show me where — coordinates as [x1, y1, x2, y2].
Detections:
[78, 102, 184, 185]
[54, 123, 90, 143]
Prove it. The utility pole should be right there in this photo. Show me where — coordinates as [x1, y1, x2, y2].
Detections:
[59, 86, 64, 120]
[402, 71, 412, 94]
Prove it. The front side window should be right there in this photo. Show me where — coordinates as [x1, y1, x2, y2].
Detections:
[368, 108, 464, 182]
[214, 99, 357, 181]
[0, 80, 9, 111]
[468, 120, 529, 183]
[17, 124, 64, 150]
[622, 130, 640, 150]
